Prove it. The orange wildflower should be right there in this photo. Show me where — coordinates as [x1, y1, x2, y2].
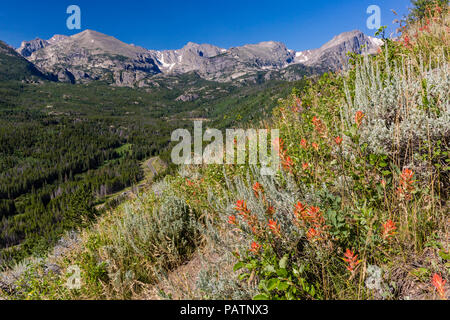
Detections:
[272, 137, 285, 154]
[273, 137, 292, 172]
[397, 168, 415, 200]
[403, 35, 411, 47]
[253, 182, 263, 197]
[355, 111, 365, 128]
[300, 139, 308, 149]
[228, 215, 237, 225]
[382, 220, 397, 240]
[312, 116, 327, 137]
[343, 249, 361, 273]
[235, 200, 251, 220]
[250, 241, 262, 255]
[432, 273, 447, 300]
[268, 219, 281, 237]
[305, 206, 325, 226]
[282, 156, 294, 171]
[335, 136, 343, 145]
[235, 200, 248, 212]
[294, 202, 307, 220]
[302, 163, 309, 170]
[306, 228, 320, 241]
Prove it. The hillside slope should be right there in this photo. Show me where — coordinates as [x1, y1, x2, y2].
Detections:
[0, 41, 50, 82]
[1, 4, 448, 301]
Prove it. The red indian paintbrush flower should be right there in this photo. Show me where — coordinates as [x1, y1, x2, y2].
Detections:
[300, 139, 308, 149]
[432, 273, 447, 300]
[343, 249, 361, 273]
[355, 111, 365, 128]
[253, 182, 263, 197]
[228, 215, 237, 225]
[268, 219, 281, 237]
[403, 35, 411, 47]
[282, 156, 294, 171]
[235, 200, 251, 220]
[335, 136, 343, 145]
[302, 163, 309, 170]
[250, 241, 262, 255]
[307, 228, 320, 241]
[294, 202, 307, 220]
[382, 220, 397, 240]
[312, 116, 327, 137]
[397, 168, 416, 200]
[272, 137, 292, 172]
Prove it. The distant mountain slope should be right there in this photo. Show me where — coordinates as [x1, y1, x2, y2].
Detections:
[300, 30, 384, 71]
[14, 29, 383, 86]
[0, 40, 49, 82]
[28, 30, 161, 85]
[17, 35, 68, 57]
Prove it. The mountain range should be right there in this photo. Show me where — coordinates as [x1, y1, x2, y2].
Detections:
[11, 29, 383, 87]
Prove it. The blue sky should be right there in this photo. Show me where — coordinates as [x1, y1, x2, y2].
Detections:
[0, 0, 412, 51]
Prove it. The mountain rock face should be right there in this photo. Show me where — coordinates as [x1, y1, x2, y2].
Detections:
[152, 42, 225, 74]
[17, 35, 68, 57]
[299, 30, 384, 71]
[15, 29, 383, 86]
[26, 30, 160, 85]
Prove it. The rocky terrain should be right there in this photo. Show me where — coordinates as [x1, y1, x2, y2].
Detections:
[15, 29, 383, 86]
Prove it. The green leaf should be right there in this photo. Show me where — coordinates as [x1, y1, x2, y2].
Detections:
[277, 268, 288, 278]
[277, 281, 290, 291]
[438, 250, 450, 261]
[267, 278, 279, 291]
[238, 273, 250, 281]
[233, 262, 245, 272]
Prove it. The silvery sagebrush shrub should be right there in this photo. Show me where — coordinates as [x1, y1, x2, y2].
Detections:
[195, 247, 258, 300]
[93, 178, 201, 297]
[342, 46, 449, 182]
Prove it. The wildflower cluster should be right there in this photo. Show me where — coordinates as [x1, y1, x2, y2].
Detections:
[381, 220, 397, 240]
[431, 273, 447, 300]
[312, 116, 327, 138]
[293, 202, 329, 242]
[273, 138, 293, 172]
[397, 168, 416, 200]
[343, 249, 362, 277]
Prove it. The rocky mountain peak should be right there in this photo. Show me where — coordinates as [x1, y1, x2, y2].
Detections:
[13, 29, 383, 86]
[300, 29, 383, 70]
